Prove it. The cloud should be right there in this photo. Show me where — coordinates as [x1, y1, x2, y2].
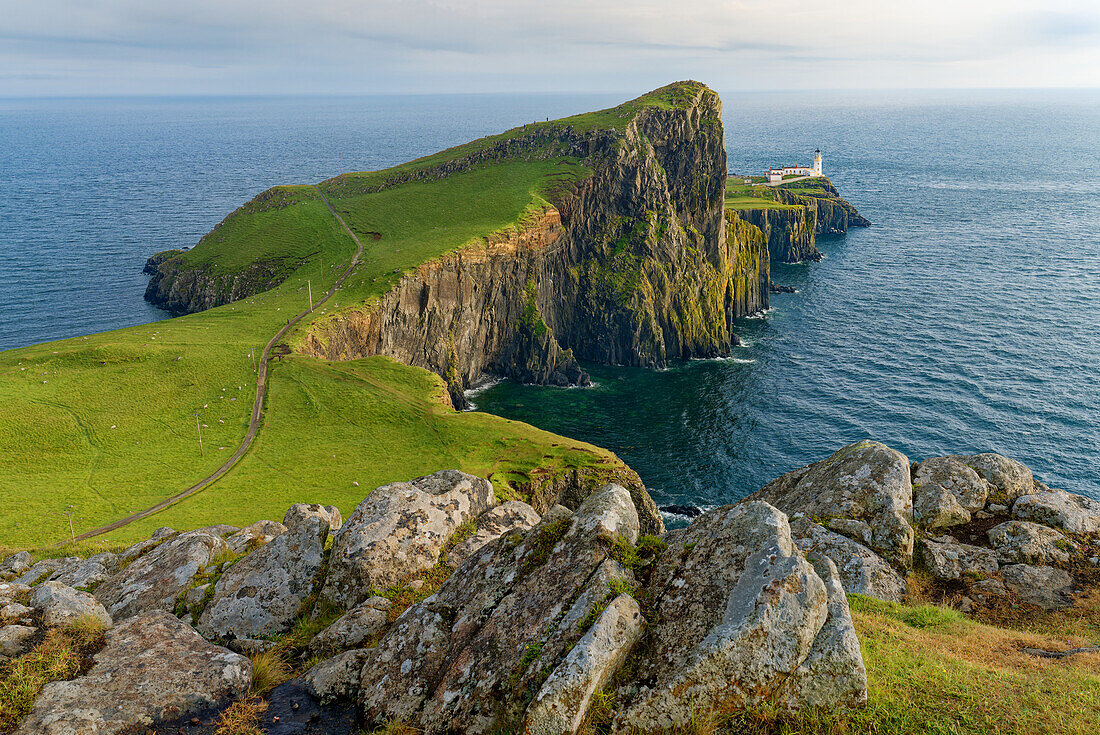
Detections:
[1, 0, 1098, 95]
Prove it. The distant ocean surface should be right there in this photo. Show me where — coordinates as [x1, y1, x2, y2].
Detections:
[3, 90, 1099, 507]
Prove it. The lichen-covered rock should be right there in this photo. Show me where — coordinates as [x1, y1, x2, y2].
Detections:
[1000, 564, 1075, 610]
[302, 649, 372, 705]
[0, 551, 31, 578]
[774, 554, 868, 711]
[917, 538, 998, 581]
[29, 581, 112, 629]
[199, 510, 334, 640]
[747, 440, 915, 568]
[284, 503, 342, 532]
[525, 594, 644, 735]
[0, 582, 30, 606]
[616, 501, 857, 731]
[954, 453, 1035, 504]
[446, 500, 541, 568]
[912, 484, 972, 530]
[357, 485, 638, 733]
[0, 624, 36, 659]
[310, 596, 392, 655]
[51, 552, 120, 591]
[14, 611, 250, 735]
[226, 519, 287, 554]
[94, 530, 228, 620]
[194, 523, 240, 537]
[322, 470, 496, 608]
[15, 557, 78, 587]
[1, 602, 33, 622]
[988, 521, 1073, 565]
[1013, 489, 1100, 535]
[790, 518, 906, 602]
[913, 457, 989, 512]
[117, 526, 176, 565]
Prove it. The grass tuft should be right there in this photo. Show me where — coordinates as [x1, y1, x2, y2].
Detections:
[247, 650, 292, 696]
[215, 697, 268, 735]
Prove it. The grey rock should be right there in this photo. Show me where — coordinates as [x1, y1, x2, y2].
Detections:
[913, 457, 989, 512]
[95, 530, 228, 620]
[525, 594, 644, 735]
[15, 557, 78, 587]
[284, 503, 342, 532]
[1013, 489, 1100, 535]
[302, 648, 371, 704]
[988, 521, 1073, 565]
[14, 611, 250, 735]
[52, 552, 119, 591]
[0, 551, 31, 577]
[616, 501, 852, 730]
[199, 511, 332, 640]
[824, 518, 874, 546]
[774, 554, 868, 710]
[0, 582, 30, 605]
[322, 470, 496, 608]
[917, 538, 998, 581]
[913, 484, 971, 530]
[117, 526, 176, 565]
[968, 577, 1008, 600]
[746, 440, 915, 568]
[1001, 564, 1075, 611]
[791, 518, 907, 602]
[226, 519, 287, 554]
[309, 596, 392, 655]
[954, 453, 1035, 503]
[358, 485, 637, 733]
[0, 624, 37, 659]
[193, 523, 240, 537]
[1, 602, 34, 621]
[447, 500, 541, 568]
[29, 581, 112, 629]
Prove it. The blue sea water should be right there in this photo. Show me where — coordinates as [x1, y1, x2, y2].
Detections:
[2, 90, 1098, 506]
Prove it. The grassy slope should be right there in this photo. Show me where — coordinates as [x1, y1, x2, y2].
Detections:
[723, 180, 801, 211]
[0, 158, 611, 549]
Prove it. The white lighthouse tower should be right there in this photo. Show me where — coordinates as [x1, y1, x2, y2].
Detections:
[811, 149, 823, 177]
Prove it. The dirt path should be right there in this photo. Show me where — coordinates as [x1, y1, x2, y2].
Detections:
[68, 187, 365, 543]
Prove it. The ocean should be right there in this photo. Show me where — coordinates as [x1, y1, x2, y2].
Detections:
[2, 89, 1098, 508]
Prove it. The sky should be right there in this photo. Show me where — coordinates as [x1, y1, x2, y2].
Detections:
[2, 0, 1099, 97]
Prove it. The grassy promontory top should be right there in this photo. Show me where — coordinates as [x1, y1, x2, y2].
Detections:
[0, 83, 715, 550]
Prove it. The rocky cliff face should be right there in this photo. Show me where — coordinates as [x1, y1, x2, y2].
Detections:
[304, 83, 770, 405]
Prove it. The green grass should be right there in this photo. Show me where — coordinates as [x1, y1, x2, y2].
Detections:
[0, 140, 625, 550]
[723, 181, 800, 211]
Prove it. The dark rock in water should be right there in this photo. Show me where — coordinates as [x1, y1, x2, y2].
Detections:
[769, 283, 796, 293]
[659, 503, 702, 518]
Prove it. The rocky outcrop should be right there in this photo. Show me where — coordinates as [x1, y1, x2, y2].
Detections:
[790, 517, 907, 602]
[445, 499, 541, 568]
[29, 581, 112, 629]
[14, 612, 250, 735]
[1013, 488, 1100, 534]
[730, 205, 818, 263]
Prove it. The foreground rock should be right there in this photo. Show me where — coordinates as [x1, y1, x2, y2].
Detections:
[790, 518, 907, 602]
[14, 611, 250, 735]
[198, 505, 336, 640]
[748, 441, 915, 568]
[988, 521, 1073, 565]
[1013, 488, 1100, 535]
[617, 502, 864, 730]
[29, 581, 112, 629]
[917, 537, 998, 582]
[309, 596, 392, 655]
[322, 470, 496, 607]
[95, 530, 229, 620]
[446, 500, 541, 568]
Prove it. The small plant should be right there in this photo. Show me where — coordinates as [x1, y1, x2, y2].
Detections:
[248, 650, 292, 696]
[215, 697, 267, 735]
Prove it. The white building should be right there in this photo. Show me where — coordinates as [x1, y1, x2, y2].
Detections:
[766, 149, 823, 184]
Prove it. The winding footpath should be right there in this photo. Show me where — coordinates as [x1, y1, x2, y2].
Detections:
[68, 187, 364, 543]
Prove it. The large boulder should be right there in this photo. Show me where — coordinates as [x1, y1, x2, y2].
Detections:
[309, 596, 392, 655]
[747, 440, 915, 568]
[953, 453, 1035, 504]
[198, 509, 336, 640]
[912, 483, 971, 531]
[446, 500, 541, 568]
[357, 485, 639, 733]
[988, 521, 1073, 565]
[0, 551, 31, 579]
[616, 502, 864, 731]
[790, 518, 907, 602]
[0, 624, 36, 660]
[1013, 489, 1100, 536]
[284, 503, 342, 532]
[912, 457, 989, 512]
[94, 530, 228, 620]
[917, 537, 998, 581]
[15, 557, 79, 587]
[322, 470, 496, 608]
[302, 649, 372, 705]
[14, 611, 250, 735]
[29, 581, 112, 629]
[1000, 564, 1075, 611]
[525, 594, 645, 735]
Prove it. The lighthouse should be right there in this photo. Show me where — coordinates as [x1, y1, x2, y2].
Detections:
[812, 149, 823, 177]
